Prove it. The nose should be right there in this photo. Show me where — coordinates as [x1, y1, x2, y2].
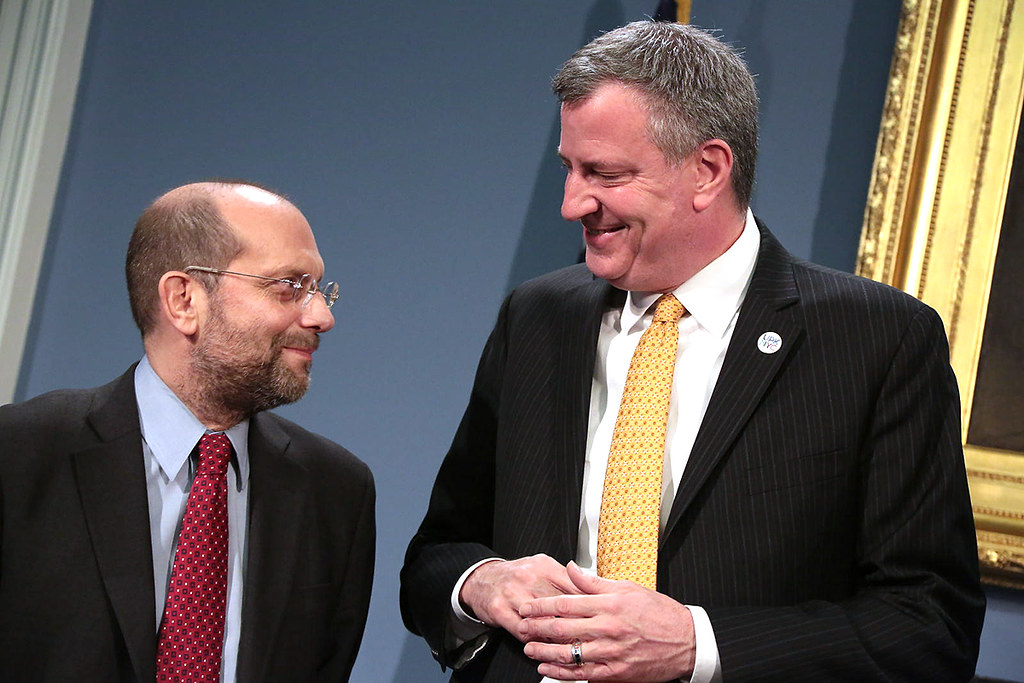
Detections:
[561, 172, 599, 222]
[300, 293, 335, 333]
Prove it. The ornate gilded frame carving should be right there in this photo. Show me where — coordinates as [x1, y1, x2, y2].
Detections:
[858, 0, 1024, 587]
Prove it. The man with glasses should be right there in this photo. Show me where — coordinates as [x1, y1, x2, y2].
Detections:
[0, 180, 374, 681]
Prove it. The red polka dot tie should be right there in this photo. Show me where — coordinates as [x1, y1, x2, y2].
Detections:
[156, 433, 232, 682]
[597, 294, 686, 590]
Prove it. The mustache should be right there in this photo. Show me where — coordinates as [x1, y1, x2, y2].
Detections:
[275, 331, 320, 351]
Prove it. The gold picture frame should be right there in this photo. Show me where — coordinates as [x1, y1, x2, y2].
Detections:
[858, 0, 1024, 587]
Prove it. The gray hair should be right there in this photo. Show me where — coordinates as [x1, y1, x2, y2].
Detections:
[552, 21, 759, 208]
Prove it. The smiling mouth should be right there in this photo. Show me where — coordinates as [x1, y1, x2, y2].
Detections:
[278, 332, 319, 353]
[584, 225, 626, 236]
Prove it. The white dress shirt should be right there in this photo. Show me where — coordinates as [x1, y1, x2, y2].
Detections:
[135, 356, 250, 682]
[567, 211, 759, 682]
[453, 211, 759, 683]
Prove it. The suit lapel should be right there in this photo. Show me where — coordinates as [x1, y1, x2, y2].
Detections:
[664, 226, 804, 538]
[71, 368, 157, 682]
[236, 413, 307, 681]
[551, 274, 620, 561]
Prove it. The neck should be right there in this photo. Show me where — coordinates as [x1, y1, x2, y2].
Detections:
[175, 383, 246, 432]
[145, 344, 246, 431]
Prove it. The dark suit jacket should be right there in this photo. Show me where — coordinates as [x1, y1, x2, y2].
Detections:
[401, 224, 984, 682]
[0, 366, 375, 682]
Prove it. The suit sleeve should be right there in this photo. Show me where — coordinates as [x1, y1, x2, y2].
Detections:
[708, 306, 985, 682]
[400, 295, 512, 668]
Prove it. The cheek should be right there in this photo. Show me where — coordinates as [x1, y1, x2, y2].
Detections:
[611, 190, 664, 236]
[625, 228, 646, 258]
[242, 306, 295, 335]
[601, 188, 638, 218]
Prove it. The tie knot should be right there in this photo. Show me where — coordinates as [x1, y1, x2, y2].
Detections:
[651, 294, 685, 324]
[197, 433, 232, 477]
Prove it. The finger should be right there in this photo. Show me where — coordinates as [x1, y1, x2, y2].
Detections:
[523, 638, 578, 665]
[567, 561, 624, 594]
[540, 560, 586, 595]
[488, 601, 525, 628]
[519, 614, 599, 645]
[519, 593, 602, 619]
[547, 574, 587, 596]
[524, 636, 616, 663]
[536, 661, 606, 681]
[527, 640, 603, 681]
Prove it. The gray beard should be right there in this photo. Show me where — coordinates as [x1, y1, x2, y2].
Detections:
[189, 309, 317, 420]
[191, 338, 311, 417]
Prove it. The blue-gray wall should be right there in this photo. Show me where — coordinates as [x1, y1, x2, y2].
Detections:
[18, 1, 1024, 680]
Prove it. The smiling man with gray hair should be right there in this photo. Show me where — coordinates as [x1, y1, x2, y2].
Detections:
[402, 21, 983, 682]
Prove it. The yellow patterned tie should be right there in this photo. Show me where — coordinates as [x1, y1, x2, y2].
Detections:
[597, 293, 685, 590]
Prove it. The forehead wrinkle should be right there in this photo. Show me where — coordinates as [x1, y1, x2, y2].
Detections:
[236, 251, 325, 279]
[224, 231, 325, 278]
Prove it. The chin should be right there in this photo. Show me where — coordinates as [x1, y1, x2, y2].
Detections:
[585, 254, 623, 283]
[587, 266, 634, 290]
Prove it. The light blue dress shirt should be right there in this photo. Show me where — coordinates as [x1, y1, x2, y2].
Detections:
[135, 356, 249, 682]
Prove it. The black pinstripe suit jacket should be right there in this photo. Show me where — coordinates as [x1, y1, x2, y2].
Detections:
[401, 223, 984, 682]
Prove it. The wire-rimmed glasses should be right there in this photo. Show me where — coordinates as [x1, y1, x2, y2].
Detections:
[184, 266, 339, 308]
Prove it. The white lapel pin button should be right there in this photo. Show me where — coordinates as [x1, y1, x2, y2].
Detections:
[757, 331, 782, 354]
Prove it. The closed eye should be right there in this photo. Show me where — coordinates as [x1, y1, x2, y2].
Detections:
[269, 279, 300, 299]
[594, 170, 632, 185]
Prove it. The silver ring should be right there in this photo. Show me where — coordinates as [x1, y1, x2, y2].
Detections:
[570, 640, 583, 667]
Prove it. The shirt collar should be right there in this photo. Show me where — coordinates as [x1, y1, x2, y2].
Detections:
[134, 356, 250, 487]
[620, 208, 760, 338]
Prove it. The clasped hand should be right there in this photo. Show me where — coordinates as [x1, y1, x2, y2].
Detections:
[460, 558, 695, 681]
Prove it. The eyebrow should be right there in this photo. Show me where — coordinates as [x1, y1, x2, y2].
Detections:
[263, 266, 324, 280]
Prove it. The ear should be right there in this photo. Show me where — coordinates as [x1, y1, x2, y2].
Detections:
[157, 271, 205, 336]
[691, 139, 735, 212]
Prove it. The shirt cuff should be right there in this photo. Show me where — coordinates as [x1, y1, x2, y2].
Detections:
[449, 557, 502, 633]
[444, 557, 504, 669]
[687, 605, 722, 683]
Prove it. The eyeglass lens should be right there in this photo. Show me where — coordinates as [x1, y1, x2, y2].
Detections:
[295, 274, 339, 308]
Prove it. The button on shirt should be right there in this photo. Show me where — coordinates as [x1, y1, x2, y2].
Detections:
[135, 357, 249, 683]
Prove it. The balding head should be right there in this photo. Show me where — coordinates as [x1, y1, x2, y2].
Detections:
[125, 181, 287, 336]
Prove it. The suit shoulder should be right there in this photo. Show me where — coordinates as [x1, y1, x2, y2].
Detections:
[755, 221, 936, 325]
[258, 411, 373, 483]
[792, 258, 937, 321]
[0, 376, 130, 468]
[0, 382, 110, 432]
[503, 263, 610, 317]
[509, 263, 594, 300]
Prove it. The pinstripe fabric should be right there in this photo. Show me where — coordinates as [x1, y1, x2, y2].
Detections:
[401, 222, 984, 683]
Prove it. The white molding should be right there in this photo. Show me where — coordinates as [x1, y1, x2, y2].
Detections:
[0, 0, 93, 403]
